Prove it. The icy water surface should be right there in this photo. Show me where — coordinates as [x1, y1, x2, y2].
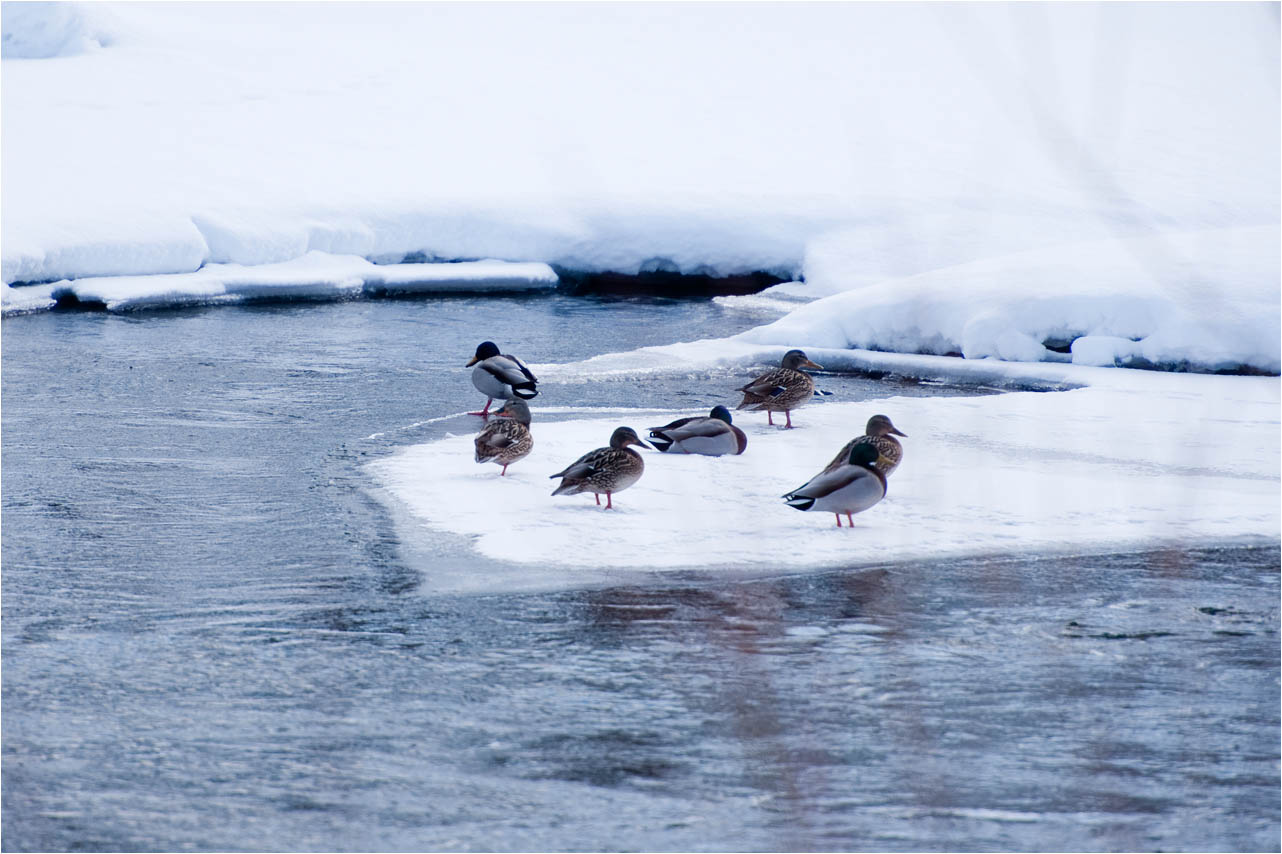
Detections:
[3, 297, 1279, 852]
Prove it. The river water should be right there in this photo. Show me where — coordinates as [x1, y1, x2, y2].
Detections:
[2, 296, 1278, 852]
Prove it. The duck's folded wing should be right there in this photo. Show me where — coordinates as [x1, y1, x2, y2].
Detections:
[479, 357, 529, 387]
[740, 369, 788, 398]
[668, 418, 730, 441]
[480, 429, 517, 450]
[549, 448, 605, 480]
[501, 354, 538, 384]
[784, 465, 863, 500]
[649, 416, 697, 435]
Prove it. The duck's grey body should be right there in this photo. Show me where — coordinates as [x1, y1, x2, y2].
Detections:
[466, 341, 537, 418]
[648, 406, 747, 456]
[824, 414, 906, 476]
[474, 399, 534, 475]
[471, 356, 537, 401]
[550, 427, 650, 509]
[784, 443, 888, 526]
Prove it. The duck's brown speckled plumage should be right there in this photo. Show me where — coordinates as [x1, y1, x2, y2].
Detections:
[823, 414, 906, 476]
[549, 427, 650, 509]
[735, 349, 823, 428]
[474, 399, 534, 475]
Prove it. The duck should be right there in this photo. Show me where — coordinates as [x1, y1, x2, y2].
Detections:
[735, 349, 823, 428]
[466, 341, 538, 418]
[473, 398, 534, 476]
[550, 426, 650, 509]
[822, 414, 907, 476]
[648, 405, 748, 456]
[783, 442, 889, 527]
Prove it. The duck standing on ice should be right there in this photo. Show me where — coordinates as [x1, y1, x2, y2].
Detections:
[466, 341, 538, 418]
[550, 427, 650, 509]
[823, 414, 907, 476]
[648, 405, 748, 456]
[783, 442, 889, 527]
[735, 349, 823, 429]
[473, 398, 534, 476]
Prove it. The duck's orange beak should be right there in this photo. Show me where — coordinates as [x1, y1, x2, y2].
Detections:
[802, 358, 823, 370]
[465, 355, 481, 366]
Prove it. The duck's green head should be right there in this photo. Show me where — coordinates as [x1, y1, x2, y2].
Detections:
[467, 340, 501, 366]
[709, 405, 733, 424]
[847, 442, 881, 468]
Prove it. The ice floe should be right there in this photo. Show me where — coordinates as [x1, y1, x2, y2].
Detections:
[368, 367, 1279, 590]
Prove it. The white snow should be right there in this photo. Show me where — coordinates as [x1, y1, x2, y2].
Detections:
[368, 364, 1279, 593]
[3, 2, 1278, 370]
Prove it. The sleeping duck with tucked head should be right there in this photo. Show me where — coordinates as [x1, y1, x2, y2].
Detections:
[648, 405, 747, 456]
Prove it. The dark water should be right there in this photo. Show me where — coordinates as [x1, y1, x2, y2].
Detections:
[3, 297, 1278, 852]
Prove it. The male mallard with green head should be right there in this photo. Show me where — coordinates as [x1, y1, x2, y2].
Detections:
[735, 349, 823, 428]
[466, 340, 538, 419]
[550, 426, 650, 509]
[474, 398, 534, 476]
[648, 405, 747, 456]
[823, 414, 906, 476]
[784, 442, 889, 527]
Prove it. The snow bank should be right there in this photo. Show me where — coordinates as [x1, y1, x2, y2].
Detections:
[1, 1, 115, 59]
[738, 227, 1281, 374]
[368, 371, 1279, 592]
[0, 254, 557, 314]
[3, 3, 1277, 285]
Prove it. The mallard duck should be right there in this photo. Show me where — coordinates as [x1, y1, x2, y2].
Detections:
[474, 398, 534, 476]
[550, 426, 650, 509]
[783, 442, 889, 527]
[735, 349, 823, 428]
[648, 405, 748, 456]
[466, 341, 538, 418]
[822, 414, 906, 476]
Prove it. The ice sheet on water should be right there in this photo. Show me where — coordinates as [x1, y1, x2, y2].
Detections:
[1, 254, 557, 314]
[368, 370, 1279, 586]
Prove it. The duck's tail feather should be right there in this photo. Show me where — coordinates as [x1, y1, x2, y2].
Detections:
[647, 431, 675, 453]
[783, 493, 815, 511]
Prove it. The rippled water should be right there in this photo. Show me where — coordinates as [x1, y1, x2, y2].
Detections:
[3, 297, 1278, 852]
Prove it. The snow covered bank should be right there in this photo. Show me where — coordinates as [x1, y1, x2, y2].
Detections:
[740, 227, 1281, 375]
[3, 3, 1276, 286]
[1, 0, 116, 59]
[0, 254, 556, 315]
[368, 370, 1279, 591]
